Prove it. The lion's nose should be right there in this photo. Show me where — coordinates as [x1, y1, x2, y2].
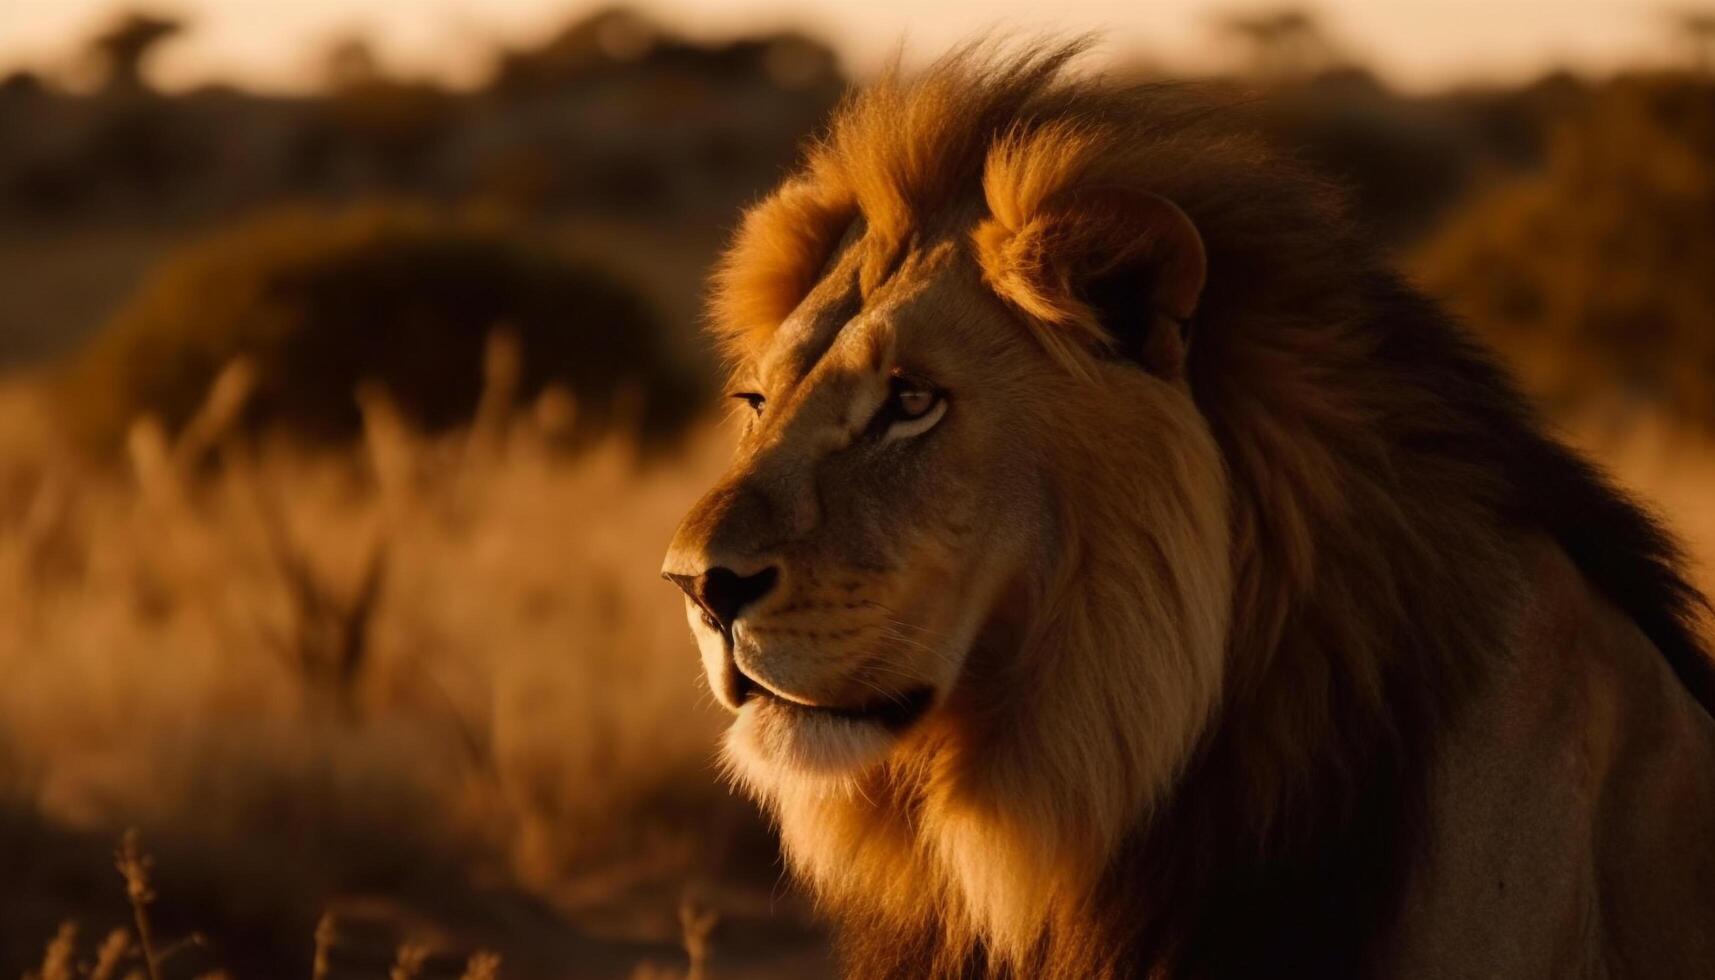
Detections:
[665, 566, 779, 634]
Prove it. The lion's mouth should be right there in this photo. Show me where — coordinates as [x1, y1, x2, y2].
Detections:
[725, 643, 933, 731]
[746, 675, 934, 730]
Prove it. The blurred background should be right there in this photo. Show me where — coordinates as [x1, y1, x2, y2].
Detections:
[0, 2, 1711, 977]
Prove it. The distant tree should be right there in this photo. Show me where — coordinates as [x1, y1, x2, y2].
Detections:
[1672, 9, 1715, 74]
[322, 35, 382, 92]
[88, 10, 185, 93]
[1216, 7, 1341, 81]
[491, 6, 659, 91]
[488, 6, 838, 95]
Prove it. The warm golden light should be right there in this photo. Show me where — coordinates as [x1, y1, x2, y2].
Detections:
[2, 1, 1710, 974]
[0, 0, 1682, 92]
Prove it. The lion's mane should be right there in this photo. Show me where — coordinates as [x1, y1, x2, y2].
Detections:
[709, 43, 1713, 978]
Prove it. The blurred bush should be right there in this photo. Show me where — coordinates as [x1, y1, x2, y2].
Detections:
[1249, 66, 1588, 244]
[59, 204, 707, 453]
[1418, 73, 1715, 429]
[314, 80, 458, 189]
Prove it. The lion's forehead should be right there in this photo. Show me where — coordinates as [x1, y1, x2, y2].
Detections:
[757, 244, 867, 390]
[754, 236, 968, 398]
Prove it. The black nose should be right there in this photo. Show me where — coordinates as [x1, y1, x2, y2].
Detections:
[665, 566, 778, 633]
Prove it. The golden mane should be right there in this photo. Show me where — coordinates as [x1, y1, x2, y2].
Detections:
[704, 42, 1715, 978]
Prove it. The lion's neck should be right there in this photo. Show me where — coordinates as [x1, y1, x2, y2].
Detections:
[767, 398, 1239, 973]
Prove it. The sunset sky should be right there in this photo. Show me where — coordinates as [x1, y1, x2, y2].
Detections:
[0, 0, 1687, 93]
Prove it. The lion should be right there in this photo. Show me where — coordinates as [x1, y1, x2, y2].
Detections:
[661, 43, 1715, 979]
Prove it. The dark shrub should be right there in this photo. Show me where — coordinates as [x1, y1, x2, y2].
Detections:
[60, 204, 707, 452]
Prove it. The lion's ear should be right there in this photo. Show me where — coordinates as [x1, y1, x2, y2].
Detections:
[975, 189, 1206, 378]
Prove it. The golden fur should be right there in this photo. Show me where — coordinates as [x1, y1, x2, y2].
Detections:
[667, 42, 1715, 978]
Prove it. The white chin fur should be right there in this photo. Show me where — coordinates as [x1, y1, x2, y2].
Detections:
[725, 696, 901, 790]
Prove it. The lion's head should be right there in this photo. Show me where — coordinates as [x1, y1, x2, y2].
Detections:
[665, 228, 1233, 780]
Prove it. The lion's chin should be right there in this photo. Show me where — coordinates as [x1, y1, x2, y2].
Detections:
[724, 687, 932, 786]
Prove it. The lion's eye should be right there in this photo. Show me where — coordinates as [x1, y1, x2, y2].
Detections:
[880, 375, 946, 441]
[730, 391, 766, 416]
[892, 382, 937, 420]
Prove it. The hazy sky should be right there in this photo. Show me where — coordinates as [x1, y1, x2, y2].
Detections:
[0, 0, 1685, 93]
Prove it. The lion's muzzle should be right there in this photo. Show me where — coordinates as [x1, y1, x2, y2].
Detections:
[661, 565, 777, 710]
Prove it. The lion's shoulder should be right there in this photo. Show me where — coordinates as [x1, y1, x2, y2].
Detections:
[1391, 536, 1715, 976]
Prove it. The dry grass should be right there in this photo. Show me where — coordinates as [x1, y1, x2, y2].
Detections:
[22, 828, 514, 980]
[0, 344, 811, 976]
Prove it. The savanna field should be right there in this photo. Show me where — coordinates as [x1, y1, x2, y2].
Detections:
[3, 7, 1714, 978]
